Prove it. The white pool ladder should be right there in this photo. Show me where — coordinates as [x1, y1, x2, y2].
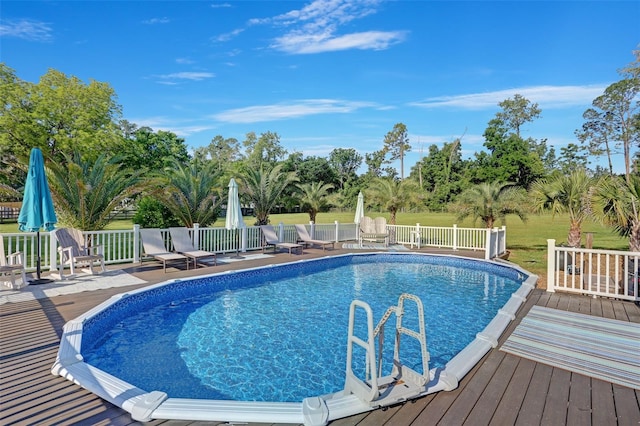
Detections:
[343, 293, 430, 407]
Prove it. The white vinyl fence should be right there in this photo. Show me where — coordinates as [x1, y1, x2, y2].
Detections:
[547, 239, 639, 302]
[1, 222, 506, 274]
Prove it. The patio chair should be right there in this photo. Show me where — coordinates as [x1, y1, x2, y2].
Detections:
[260, 225, 304, 255]
[359, 216, 389, 246]
[53, 228, 106, 280]
[0, 235, 28, 289]
[139, 228, 188, 273]
[294, 224, 334, 251]
[168, 227, 217, 268]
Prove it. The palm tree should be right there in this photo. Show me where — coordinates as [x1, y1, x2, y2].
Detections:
[453, 181, 528, 229]
[241, 164, 298, 226]
[47, 152, 147, 230]
[529, 170, 594, 247]
[156, 159, 222, 228]
[365, 178, 420, 224]
[296, 181, 334, 223]
[591, 174, 640, 251]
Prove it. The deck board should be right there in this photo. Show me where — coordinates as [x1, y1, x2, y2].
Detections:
[1, 247, 639, 426]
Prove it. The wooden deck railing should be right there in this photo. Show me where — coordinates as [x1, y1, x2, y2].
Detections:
[547, 239, 639, 302]
[0, 222, 506, 273]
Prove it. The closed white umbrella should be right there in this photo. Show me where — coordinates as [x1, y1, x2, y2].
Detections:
[225, 178, 245, 258]
[354, 191, 364, 224]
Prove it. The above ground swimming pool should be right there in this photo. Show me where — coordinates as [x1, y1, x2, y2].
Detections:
[53, 253, 536, 426]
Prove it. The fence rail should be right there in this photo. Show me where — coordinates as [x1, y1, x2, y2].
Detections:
[546, 239, 639, 302]
[1, 222, 505, 274]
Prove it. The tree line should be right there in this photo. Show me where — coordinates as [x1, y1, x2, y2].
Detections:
[0, 49, 638, 249]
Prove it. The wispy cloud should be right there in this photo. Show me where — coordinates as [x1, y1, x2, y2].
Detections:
[213, 0, 407, 54]
[131, 116, 216, 137]
[267, 0, 406, 54]
[142, 17, 170, 25]
[410, 85, 607, 110]
[153, 72, 216, 84]
[211, 3, 232, 8]
[213, 99, 377, 123]
[176, 57, 195, 64]
[0, 19, 52, 42]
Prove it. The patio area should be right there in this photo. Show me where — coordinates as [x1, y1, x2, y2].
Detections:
[1, 246, 639, 425]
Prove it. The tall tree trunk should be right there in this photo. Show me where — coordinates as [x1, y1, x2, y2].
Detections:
[567, 221, 582, 247]
[629, 219, 640, 252]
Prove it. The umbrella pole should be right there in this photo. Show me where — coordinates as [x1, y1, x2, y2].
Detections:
[32, 231, 53, 284]
[232, 228, 243, 259]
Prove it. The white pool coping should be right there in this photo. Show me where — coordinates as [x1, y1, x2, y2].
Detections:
[52, 253, 536, 426]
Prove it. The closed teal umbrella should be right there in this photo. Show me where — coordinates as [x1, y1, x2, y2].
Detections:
[18, 148, 57, 282]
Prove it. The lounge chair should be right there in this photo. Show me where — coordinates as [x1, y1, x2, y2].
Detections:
[260, 225, 303, 255]
[139, 228, 189, 272]
[53, 228, 106, 280]
[359, 216, 389, 246]
[168, 227, 217, 268]
[0, 235, 28, 289]
[294, 224, 334, 251]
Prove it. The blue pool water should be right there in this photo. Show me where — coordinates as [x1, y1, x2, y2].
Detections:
[82, 254, 525, 403]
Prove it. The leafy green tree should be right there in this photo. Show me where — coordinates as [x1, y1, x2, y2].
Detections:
[591, 174, 640, 252]
[240, 164, 298, 225]
[529, 169, 594, 247]
[120, 126, 190, 171]
[296, 181, 334, 223]
[46, 152, 147, 231]
[577, 78, 639, 182]
[365, 149, 396, 179]
[243, 131, 287, 170]
[328, 148, 362, 189]
[193, 135, 242, 173]
[156, 159, 222, 228]
[132, 196, 181, 229]
[495, 94, 541, 137]
[365, 178, 421, 224]
[557, 143, 588, 175]
[0, 65, 122, 163]
[382, 123, 411, 179]
[452, 181, 528, 228]
[471, 118, 545, 188]
[411, 140, 465, 209]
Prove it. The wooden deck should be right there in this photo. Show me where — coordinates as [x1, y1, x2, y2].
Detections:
[1, 247, 639, 426]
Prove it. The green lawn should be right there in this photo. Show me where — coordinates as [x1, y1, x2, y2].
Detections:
[1, 211, 628, 281]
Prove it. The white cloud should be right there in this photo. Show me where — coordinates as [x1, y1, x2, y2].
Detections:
[211, 3, 232, 8]
[153, 72, 216, 83]
[0, 19, 52, 42]
[273, 30, 407, 54]
[213, 99, 377, 123]
[215, 0, 407, 54]
[411, 85, 607, 110]
[176, 57, 195, 64]
[142, 17, 170, 25]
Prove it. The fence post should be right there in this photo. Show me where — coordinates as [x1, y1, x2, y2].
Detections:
[278, 222, 285, 242]
[335, 220, 340, 243]
[193, 223, 200, 248]
[484, 228, 492, 260]
[241, 227, 247, 253]
[453, 224, 458, 251]
[310, 221, 315, 239]
[133, 224, 140, 263]
[501, 225, 506, 255]
[547, 239, 556, 292]
[49, 231, 57, 272]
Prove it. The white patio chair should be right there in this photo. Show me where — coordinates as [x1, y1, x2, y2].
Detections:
[140, 228, 188, 272]
[168, 227, 217, 268]
[53, 228, 106, 280]
[0, 235, 28, 289]
[260, 225, 303, 255]
[294, 224, 334, 251]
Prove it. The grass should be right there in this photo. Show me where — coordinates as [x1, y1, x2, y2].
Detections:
[1, 212, 628, 283]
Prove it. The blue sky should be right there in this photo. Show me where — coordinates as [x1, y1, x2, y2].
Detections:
[1, 0, 639, 174]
